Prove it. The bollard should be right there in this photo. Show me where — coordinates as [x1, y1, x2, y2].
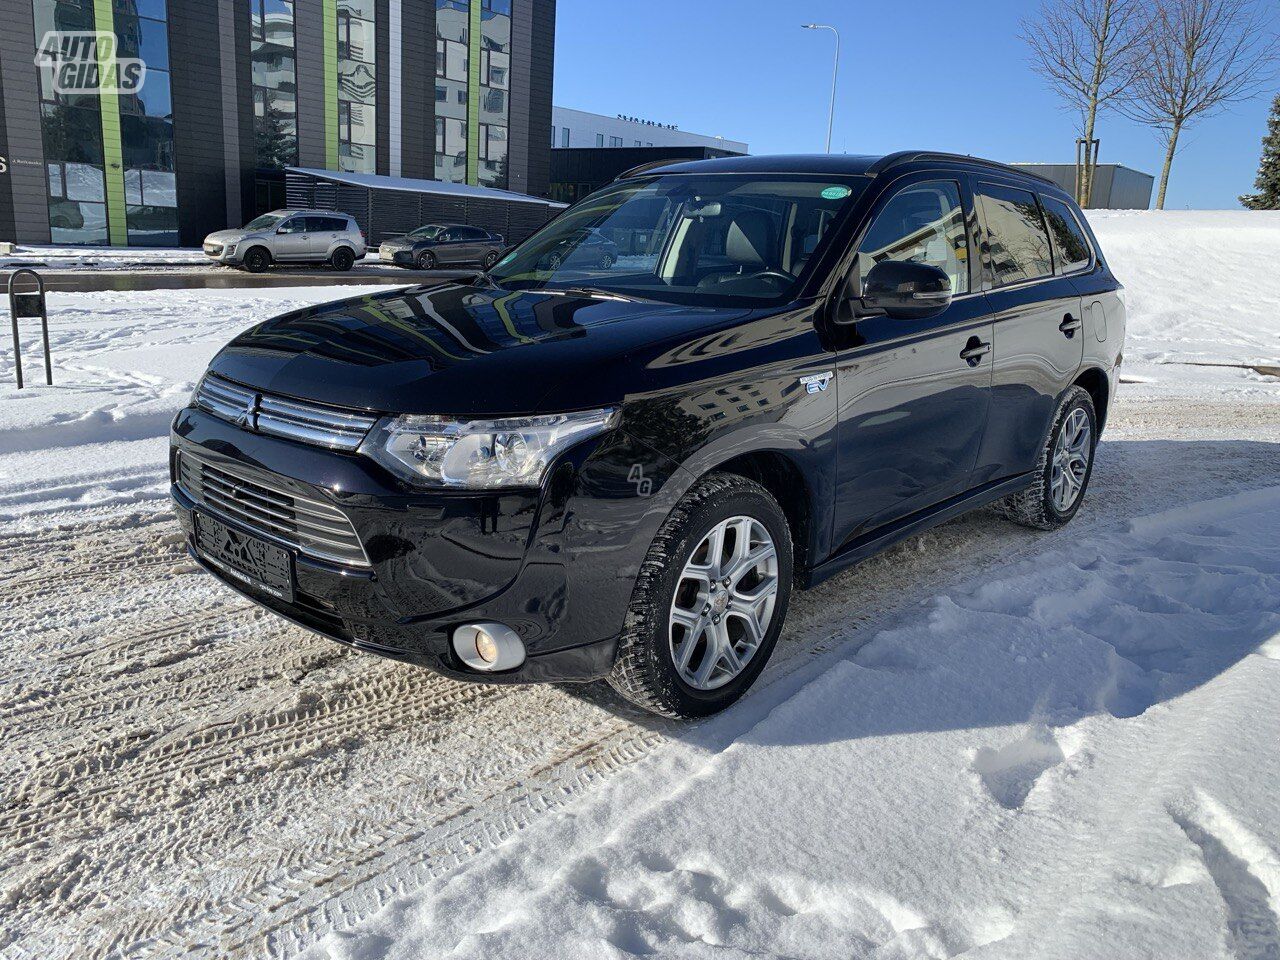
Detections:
[8, 269, 52, 389]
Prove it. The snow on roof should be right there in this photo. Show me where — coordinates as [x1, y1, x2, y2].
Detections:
[287, 167, 567, 208]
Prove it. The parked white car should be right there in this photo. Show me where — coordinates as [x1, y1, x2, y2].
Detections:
[203, 210, 366, 273]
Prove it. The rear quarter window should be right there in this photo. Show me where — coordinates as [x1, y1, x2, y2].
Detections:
[1040, 196, 1093, 274]
[978, 184, 1054, 286]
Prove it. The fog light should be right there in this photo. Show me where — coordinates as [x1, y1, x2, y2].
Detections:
[452, 622, 525, 672]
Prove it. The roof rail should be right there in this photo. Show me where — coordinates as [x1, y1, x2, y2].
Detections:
[867, 151, 1058, 187]
[614, 159, 684, 181]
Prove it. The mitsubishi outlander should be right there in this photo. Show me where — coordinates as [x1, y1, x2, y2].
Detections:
[171, 153, 1124, 718]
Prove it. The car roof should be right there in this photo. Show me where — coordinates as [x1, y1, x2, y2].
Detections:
[267, 209, 350, 217]
[616, 151, 1063, 193]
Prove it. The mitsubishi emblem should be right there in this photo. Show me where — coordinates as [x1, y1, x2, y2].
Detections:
[233, 393, 260, 430]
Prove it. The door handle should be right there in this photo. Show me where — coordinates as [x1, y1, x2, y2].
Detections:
[1060, 314, 1083, 338]
[960, 338, 991, 367]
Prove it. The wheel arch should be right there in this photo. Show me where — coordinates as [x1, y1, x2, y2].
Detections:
[1073, 366, 1110, 431]
[702, 450, 817, 577]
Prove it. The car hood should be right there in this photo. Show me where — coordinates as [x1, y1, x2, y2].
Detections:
[206, 282, 755, 417]
[380, 235, 411, 247]
[205, 229, 249, 244]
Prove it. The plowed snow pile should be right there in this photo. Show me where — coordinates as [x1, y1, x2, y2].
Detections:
[1, 212, 1279, 960]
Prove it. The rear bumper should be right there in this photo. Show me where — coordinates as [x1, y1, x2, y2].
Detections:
[170, 407, 683, 683]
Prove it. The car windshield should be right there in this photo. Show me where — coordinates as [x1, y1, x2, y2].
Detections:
[409, 225, 444, 240]
[244, 213, 285, 230]
[488, 174, 867, 306]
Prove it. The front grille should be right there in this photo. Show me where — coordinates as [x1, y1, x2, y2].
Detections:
[177, 450, 370, 567]
[195, 374, 378, 452]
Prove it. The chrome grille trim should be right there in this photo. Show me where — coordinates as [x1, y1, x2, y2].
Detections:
[177, 450, 370, 568]
[194, 374, 378, 451]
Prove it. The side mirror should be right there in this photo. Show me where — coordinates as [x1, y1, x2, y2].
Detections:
[858, 260, 954, 321]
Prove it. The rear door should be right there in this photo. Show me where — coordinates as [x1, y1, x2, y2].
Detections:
[306, 217, 338, 258]
[971, 181, 1085, 485]
[830, 174, 994, 549]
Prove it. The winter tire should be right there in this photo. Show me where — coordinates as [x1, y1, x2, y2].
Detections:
[608, 473, 793, 718]
[483, 251, 500, 269]
[416, 251, 437, 270]
[242, 247, 271, 273]
[992, 385, 1097, 530]
[330, 247, 355, 272]
[599, 253, 616, 269]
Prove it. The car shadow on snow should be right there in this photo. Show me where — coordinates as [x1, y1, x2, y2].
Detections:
[557, 438, 1280, 749]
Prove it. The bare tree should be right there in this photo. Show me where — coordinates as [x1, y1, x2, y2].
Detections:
[1125, 0, 1278, 208]
[1022, 0, 1149, 204]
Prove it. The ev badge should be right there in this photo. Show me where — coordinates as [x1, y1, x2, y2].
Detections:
[799, 372, 833, 395]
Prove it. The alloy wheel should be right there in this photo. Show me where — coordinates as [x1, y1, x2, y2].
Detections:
[1050, 407, 1092, 513]
[669, 516, 779, 691]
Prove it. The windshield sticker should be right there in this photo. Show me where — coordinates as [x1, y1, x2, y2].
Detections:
[821, 185, 852, 201]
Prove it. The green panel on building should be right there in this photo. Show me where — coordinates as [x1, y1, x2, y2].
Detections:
[93, 0, 128, 246]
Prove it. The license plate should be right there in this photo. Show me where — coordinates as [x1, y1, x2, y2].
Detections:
[194, 511, 295, 603]
[380, 248, 394, 261]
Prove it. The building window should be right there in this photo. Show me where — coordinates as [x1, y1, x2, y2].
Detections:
[250, 0, 298, 170]
[33, 0, 178, 245]
[596, 133, 604, 147]
[478, 0, 511, 187]
[435, 0, 469, 183]
[609, 136, 623, 147]
[561, 127, 570, 148]
[337, 0, 376, 173]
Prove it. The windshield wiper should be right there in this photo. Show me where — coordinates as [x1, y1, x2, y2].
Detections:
[536, 285, 639, 303]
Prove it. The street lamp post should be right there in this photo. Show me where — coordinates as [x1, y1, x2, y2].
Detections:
[802, 23, 840, 154]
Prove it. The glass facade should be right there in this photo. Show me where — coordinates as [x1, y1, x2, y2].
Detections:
[250, 0, 298, 169]
[116, 0, 177, 245]
[336, 0, 375, 172]
[477, 0, 509, 188]
[434, 0, 468, 183]
[33, 0, 176, 245]
[35, 0, 108, 244]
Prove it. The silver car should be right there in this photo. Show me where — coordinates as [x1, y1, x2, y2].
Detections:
[203, 209, 366, 273]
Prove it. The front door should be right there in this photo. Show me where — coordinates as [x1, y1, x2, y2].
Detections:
[970, 182, 1086, 484]
[274, 216, 311, 261]
[831, 176, 994, 550]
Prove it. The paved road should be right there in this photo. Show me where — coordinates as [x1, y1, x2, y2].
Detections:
[0, 264, 474, 293]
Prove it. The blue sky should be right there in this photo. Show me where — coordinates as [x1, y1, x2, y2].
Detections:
[553, 0, 1280, 209]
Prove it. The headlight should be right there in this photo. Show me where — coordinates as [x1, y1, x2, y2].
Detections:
[359, 408, 620, 488]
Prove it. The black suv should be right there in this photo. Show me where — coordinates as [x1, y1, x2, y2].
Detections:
[378, 223, 506, 271]
[171, 153, 1124, 718]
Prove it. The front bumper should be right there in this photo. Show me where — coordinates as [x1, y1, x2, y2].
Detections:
[379, 245, 413, 265]
[170, 407, 684, 683]
[204, 243, 243, 265]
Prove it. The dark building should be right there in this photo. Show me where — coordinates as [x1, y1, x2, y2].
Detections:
[0, 0, 555, 248]
[284, 165, 564, 245]
[550, 145, 746, 206]
[1009, 163, 1154, 210]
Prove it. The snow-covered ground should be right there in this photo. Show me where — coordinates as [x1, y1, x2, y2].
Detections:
[0, 212, 1278, 960]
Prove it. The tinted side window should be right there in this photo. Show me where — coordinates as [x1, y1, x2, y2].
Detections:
[278, 217, 307, 234]
[856, 180, 970, 295]
[459, 226, 487, 240]
[979, 185, 1053, 285]
[1040, 196, 1092, 274]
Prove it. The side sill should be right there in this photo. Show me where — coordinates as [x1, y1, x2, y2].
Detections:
[799, 473, 1034, 589]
